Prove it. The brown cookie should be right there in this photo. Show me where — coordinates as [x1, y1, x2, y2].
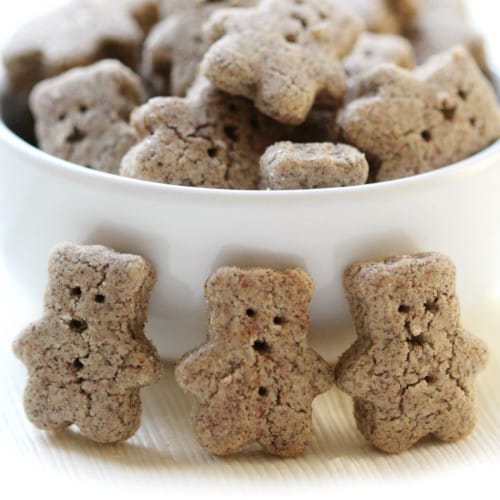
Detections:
[259, 142, 369, 190]
[143, 0, 257, 97]
[335, 252, 488, 454]
[408, 0, 488, 73]
[175, 267, 333, 457]
[120, 77, 291, 188]
[13, 243, 162, 443]
[202, 0, 364, 125]
[337, 47, 500, 182]
[337, 0, 418, 34]
[30, 60, 144, 174]
[3, 0, 157, 92]
[344, 32, 415, 98]
[118, 0, 161, 34]
[386, 0, 419, 31]
[143, 6, 215, 97]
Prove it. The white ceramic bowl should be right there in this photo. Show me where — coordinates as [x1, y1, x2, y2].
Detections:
[1, 75, 500, 361]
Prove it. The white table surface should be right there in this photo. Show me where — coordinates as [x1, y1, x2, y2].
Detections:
[1, 2, 499, 499]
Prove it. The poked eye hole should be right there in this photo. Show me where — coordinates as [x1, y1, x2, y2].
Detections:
[246, 308, 256, 318]
[273, 316, 286, 326]
[424, 298, 439, 314]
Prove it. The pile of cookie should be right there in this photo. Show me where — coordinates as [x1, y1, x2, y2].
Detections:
[4, 0, 500, 188]
[14, 243, 488, 456]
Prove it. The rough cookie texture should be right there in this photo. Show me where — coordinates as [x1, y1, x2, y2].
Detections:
[175, 267, 333, 457]
[3, 0, 155, 92]
[202, 0, 364, 125]
[260, 142, 369, 190]
[337, 0, 418, 34]
[30, 60, 144, 174]
[337, 47, 500, 182]
[143, 0, 256, 97]
[408, 0, 488, 73]
[344, 32, 415, 97]
[13, 243, 162, 443]
[335, 253, 488, 454]
[120, 78, 290, 188]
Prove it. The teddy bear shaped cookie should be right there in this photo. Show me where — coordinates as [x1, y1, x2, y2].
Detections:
[202, 0, 364, 125]
[338, 46, 500, 181]
[13, 243, 162, 443]
[3, 0, 159, 93]
[175, 267, 334, 457]
[335, 252, 488, 453]
[259, 141, 369, 190]
[120, 77, 291, 188]
[30, 60, 145, 174]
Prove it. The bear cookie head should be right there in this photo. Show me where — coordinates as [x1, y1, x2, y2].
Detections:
[204, 267, 315, 347]
[43, 242, 156, 334]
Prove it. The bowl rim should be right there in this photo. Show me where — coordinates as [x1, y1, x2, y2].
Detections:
[2, 75, 500, 202]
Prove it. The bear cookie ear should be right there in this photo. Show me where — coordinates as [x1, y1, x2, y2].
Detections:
[204, 266, 234, 300]
[122, 255, 157, 289]
[47, 241, 79, 270]
[284, 268, 315, 303]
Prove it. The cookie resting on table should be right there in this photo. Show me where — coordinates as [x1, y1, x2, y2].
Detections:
[30, 60, 144, 174]
[202, 0, 364, 124]
[259, 142, 369, 190]
[13, 243, 162, 443]
[335, 252, 488, 453]
[337, 46, 500, 182]
[120, 78, 290, 188]
[175, 267, 334, 457]
[2, 0, 157, 92]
